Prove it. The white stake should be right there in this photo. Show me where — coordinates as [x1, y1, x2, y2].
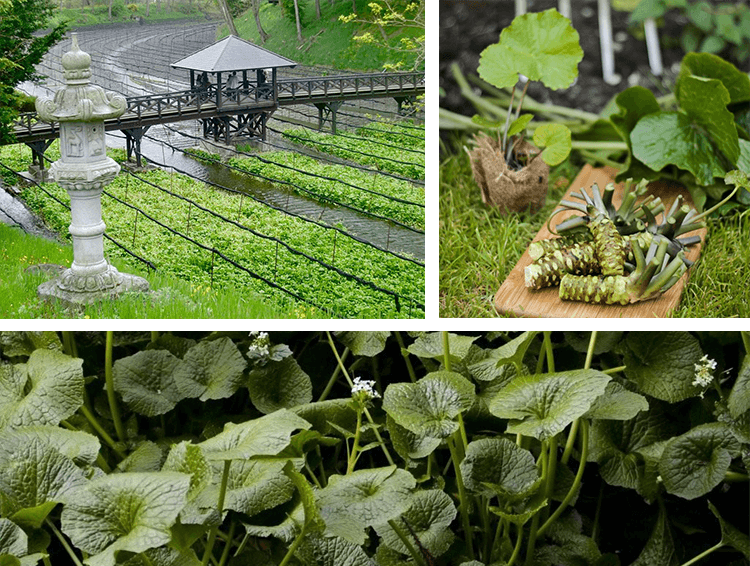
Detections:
[598, 0, 621, 85]
[515, 0, 526, 17]
[559, 0, 571, 20]
[643, 18, 663, 76]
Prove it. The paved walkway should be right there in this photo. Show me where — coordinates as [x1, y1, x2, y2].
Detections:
[0, 186, 59, 240]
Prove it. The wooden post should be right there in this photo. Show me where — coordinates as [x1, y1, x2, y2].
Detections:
[216, 72, 222, 108]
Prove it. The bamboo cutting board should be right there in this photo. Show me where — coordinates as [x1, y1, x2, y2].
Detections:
[493, 165, 706, 318]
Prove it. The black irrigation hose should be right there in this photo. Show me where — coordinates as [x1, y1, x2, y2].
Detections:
[117, 170, 425, 311]
[0, 159, 156, 272]
[170, 128, 425, 210]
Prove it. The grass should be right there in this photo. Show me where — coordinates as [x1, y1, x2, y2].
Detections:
[439, 135, 750, 318]
[52, 1, 215, 28]
[0, 223, 303, 319]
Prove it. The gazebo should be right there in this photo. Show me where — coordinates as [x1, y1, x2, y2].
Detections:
[171, 35, 297, 141]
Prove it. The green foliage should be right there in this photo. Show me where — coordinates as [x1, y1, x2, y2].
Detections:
[0, 0, 66, 143]
[0, 331, 747, 565]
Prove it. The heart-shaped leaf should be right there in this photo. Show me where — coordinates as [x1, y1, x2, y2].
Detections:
[0, 332, 62, 359]
[659, 423, 740, 500]
[387, 415, 441, 463]
[0, 519, 28, 558]
[295, 534, 376, 566]
[162, 442, 211, 503]
[610, 86, 661, 182]
[488, 369, 610, 440]
[317, 466, 415, 545]
[584, 382, 649, 420]
[334, 332, 390, 357]
[728, 354, 750, 418]
[478, 8, 583, 90]
[61, 472, 190, 566]
[383, 371, 475, 440]
[113, 350, 187, 417]
[175, 337, 247, 401]
[0, 426, 99, 467]
[198, 409, 311, 462]
[533, 123, 572, 166]
[469, 332, 537, 382]
[247, 357, 312, 414]
[508, 114, 534, 138]
[407, 333, 478, 364]
[460, 438, 540, 500]
[677, 52, 750, 105]
[622, 332, 704, 402]
[0, 350, 84, 430]
[630, 506, 678, 566]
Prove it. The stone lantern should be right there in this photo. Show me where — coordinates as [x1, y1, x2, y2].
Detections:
[35, 33, 149, 305]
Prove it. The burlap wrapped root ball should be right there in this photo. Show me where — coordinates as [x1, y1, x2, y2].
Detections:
[468, 133, 549, 214]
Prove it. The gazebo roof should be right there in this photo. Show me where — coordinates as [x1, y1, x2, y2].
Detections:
[171, 35, 297, 73]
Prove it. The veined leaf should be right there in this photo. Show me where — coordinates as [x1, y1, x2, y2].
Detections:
[387, 414, 441, 463]
[622, 332, 704, 402]
[198, 409, 311, 461]
[60, 472, 190, 566]
[0, 426, 99, 467]
[708, 501, 750, 558]
[0, 332, 62, 359]
[0, 519, 28, 558]
[584, 382, 649, 420]
[478, 8, 583, 90]
[0, 350, 84, 430]
[488, 369, 610, 440]
[295, 534, 376, 566]
[334, 331, 390, 357]
[162, 442, 211, 502]
[317, 466, 415, 545]
[119, 546, 201, 566]
[533, 123, 572, 166]
[247, 357, 312, 414]
[508, 114, 534, 138]
[283, 460, 325, 534]
[460, 438, 540, 500]
[115, 442, 163, 473]
[175, 337, 247, 401]
[677, 52, 750, 105]
[407, 332, 478, 364]
[610, 86, 661, 182]
[659, 423, 740, 500]
[383, 371, 475, 439]
[113, 350, 187, 417]
[631, 505, 678, 566]
[469, 331, 537, 381]
[374, 489, 456, 557]
[291, 399, 357, 437]
[728, 354, 750, 418]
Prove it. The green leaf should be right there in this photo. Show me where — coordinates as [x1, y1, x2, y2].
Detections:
[677, 52, 750, 105]
[563, 332, 623, 355]
[374, 489, 456, 557]
[631, 112, 727, 186]
[687, 1, 713, 32]
[533, 512, 601, 565]
[0, 519, 27, 558]
[162, 442, 212, 502]
[460, 438, 540, 500]
[383, 371, 475, 440]
[478, 8, 583, 90]
[708, 501, 750, 558]
[488, 369, 611, 440]
[489, 497, 548, 527]
[198, 409, 312, 461]
[112, 350, 187, 417]
[622, 332, 704, 402]
[699, 35, 726, 54]
[119, 547, 201, 566]
[679, 75, 740, 163]
[533, 123, 572, 166]
[610, 86, 661, 182]
[407, 332, 478, 364]
[175, 337, 247, 401]
[469, 332, 536, 382]
[317, 466, 415, 545]
[0, 332, 62, 359]
[0, 426, 99, 467]
[659, 423, 740, 500]
[387, 414, 441, 463]
[334, 331, 390, 357]
[116, 441, 163, 473]
[728, 354, 750, 418]
[247, 357, 312, 414]
[584, 382, 649, 420]
[283, 460, 325, 534]
[145, 334, 196, 358]
[291, 399, 357, 437]
[508, 114, 534, 138]
[60, 472, 190, 566]
[241, 502, 302, 544]
[0, 350, 83, 430]
[630, 506, 678, 566]
[295, 534, 376, 566]
[471, 115, 505, 129]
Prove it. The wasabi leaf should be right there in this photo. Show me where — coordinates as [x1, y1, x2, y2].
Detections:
[533, 123, 572, 166]
[508, 114, 534, 138]
[728, 354, 750, 418]
[176, 337, 247, 401]
[631, 506, 678, 566]
[584, 382, 649, 421]
[676, 52, 750, 105]
[387, 415, 441, 463]
[334, 332, 390, 357]
[113, 350, 187, 417]
[659, 423, 740, 500]
[295, 534, 376, 566]
[383, 371, 475, 439]
[0, 519, 28, 558]
[708, 501, 750, 558]
[460, 438, 540, 499]
[0, 332, 62, 359]
[610, 86, 661, 182]
[407, 333, 478, 364]
[488, 369, 610, 440]
[61, 472, 190, 566]
[162, 442, 211, 502]
[478, 8, 583, 90]
[247, 357, 312, 414]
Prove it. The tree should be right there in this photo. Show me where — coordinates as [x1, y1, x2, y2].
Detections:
[292, 0, 302, 43]
[314, 0, 320, 19]
[216, 0, 238, 35]
[251, 0, 269, 43]
[0, 0, 67, 144]
[340, 0, 425, 70]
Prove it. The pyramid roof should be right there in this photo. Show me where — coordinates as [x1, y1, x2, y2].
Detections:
[171, 35, 297, 72]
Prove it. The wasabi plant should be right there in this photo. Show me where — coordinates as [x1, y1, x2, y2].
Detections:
[0, 330, 747, 566]
[474, 8, 584, 168]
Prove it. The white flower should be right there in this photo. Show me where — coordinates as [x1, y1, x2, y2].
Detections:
[248, 331, 270, 357]
[351, 376, 380, 400]
[656, 475, 663, 484]
[692, 355, 716, 388]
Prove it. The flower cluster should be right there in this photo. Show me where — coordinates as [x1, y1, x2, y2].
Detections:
[351, 376, 380, 400]
[692, 354, 717, 390]
[248, 331, 270, 358]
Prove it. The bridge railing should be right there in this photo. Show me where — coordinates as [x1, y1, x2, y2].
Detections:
[276, 71, 425, 101]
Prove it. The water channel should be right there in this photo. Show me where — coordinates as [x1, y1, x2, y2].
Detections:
[24, 19, 425, 260]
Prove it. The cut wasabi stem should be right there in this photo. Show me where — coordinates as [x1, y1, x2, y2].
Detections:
[589, 212, 627, 276]
[528, 231, 592, 261]
[525, 243, 599, 289]
[559, 240, 690, 305]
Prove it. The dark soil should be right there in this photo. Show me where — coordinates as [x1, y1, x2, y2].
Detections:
[440, 0, 689, 118]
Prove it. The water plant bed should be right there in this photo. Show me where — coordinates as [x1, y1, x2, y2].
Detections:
[494, 164, 706, 318]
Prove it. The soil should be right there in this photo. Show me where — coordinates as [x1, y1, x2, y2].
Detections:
[440, 0, 690, 119]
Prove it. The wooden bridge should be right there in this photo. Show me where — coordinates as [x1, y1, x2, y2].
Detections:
[11, 71, 425, 167]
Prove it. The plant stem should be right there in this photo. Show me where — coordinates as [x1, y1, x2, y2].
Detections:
[347, 407, 364, 474]
[506, 523, 524, 566]
[724, 471, 749, 482]
[46, 518, 84, 566]
[104, 331, 126, 443]
[79, 405, 127, 460]
[325, 332, 394, 466]
[537, 420, 589, 538]
[61, 331, 78, 357]
[543, 436, 558, 523]
[591, 479, 605, 544]
[315, 445, 327, 487]
[43, 555, 52, 566]
[304, 460, 322, 489]
[442, 330, 452, 372]
[394, 331, 418, 383]
[584, 332, 598, 370]
[501, 84, 517, 152]
[150, 331, 160, 342]
[278, 524, 307, 566]
[318, 347, 350, 401]
[543, 332, 555, 373]
[679, 542, 724, 566]
[448, 435, 474, 560]
[388, 519, 428, 566]
[562, 333, 597, 466]
[602, 365, 626, 375]
[571, 141, 629, 151]
[217, 520, 236, 566]
[202, 460, 231, 566]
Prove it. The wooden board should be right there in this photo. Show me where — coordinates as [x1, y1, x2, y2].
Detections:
[493, 164, 706, 318]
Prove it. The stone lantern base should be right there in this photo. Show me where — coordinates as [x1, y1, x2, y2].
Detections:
[38, 264, 150, 306]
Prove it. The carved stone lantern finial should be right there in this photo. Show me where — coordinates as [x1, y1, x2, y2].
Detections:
[35, 33, 149, 305]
